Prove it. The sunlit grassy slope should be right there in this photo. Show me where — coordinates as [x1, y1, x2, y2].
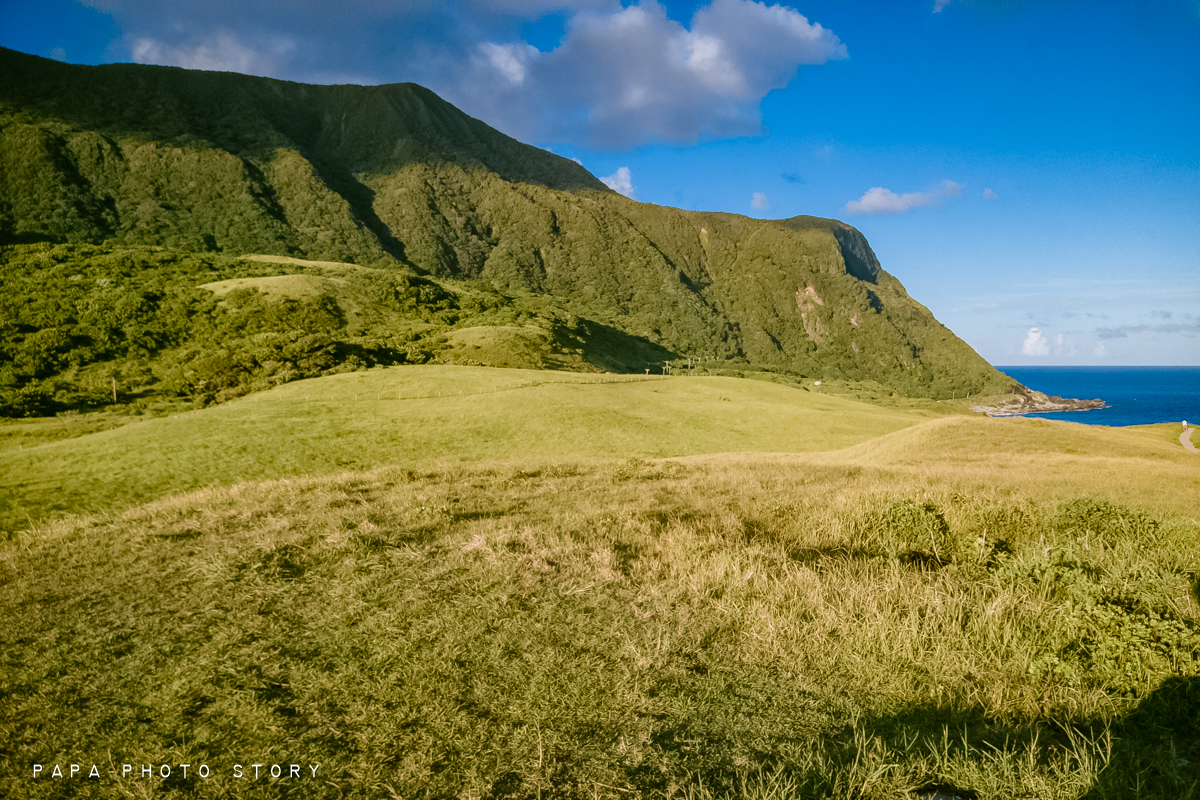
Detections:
[3, 421, 1198, 799]
[2, 367, 1198, 799]
[815, 416, 1199, 515]
[4, 366, 1197, 531]
[1, 365, 935, 528]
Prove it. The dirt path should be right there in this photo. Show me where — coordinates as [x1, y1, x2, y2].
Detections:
[1181, 428, 1198, 453]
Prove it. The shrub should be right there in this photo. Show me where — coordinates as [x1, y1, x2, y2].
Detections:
[858, 499, 954, 565]
[0, 384, 57, 417]
[971, 504, 1040, 566]
[1053, 497, 1159, 550]
[1023, 556, 1200, 696]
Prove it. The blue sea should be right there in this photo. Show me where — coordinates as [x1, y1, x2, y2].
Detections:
[994, 366, 1200, 427]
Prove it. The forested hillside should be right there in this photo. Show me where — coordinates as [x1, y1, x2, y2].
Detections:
[0, 244, 684, 416]
[0, 46, 1010, 409]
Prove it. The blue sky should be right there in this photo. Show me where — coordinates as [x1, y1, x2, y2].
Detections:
[2, 0, 1197, 365]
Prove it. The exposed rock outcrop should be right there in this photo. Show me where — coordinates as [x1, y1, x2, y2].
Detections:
[971, 384, 1106, 417]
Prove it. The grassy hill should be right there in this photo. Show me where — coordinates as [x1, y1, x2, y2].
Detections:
[5, 364, 1194, 532]
[1, 367, 1196, 799]
[1, 364, 937, 529]
[0, 46, 1009, 399]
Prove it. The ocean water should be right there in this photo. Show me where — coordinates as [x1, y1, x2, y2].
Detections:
[994, 366, 1200, 427]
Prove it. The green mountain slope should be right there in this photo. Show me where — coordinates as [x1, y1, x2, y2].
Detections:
[0, 46, 1009, 399]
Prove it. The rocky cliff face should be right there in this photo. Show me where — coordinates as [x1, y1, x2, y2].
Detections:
[779, 216, 883, 285]
[0, 47, 1008, 397]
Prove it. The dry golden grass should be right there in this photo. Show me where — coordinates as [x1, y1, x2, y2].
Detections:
[2, 441, 1196, 798]
[2, 368, 1197, 798]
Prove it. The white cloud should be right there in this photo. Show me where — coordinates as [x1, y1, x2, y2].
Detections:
[933, 0, 953, 12]
[1021, 327, 1050, 356]
[89, 0, 847, 148]
[751, 191, 771, 210]
[600, 166, 635, 197]
[438, 0, 848, 147]
[474, 41, 537, 86]
[1093, 341, 1107, 357]
[844, 180, 962, 216]
[1096, 322, 1200, 339]
[983, 188, 998, 200]
[846, 188, 909, 215]
[130, 31, 295, 76]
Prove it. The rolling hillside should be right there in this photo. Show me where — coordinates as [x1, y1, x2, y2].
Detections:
[2, 365, 1196, 799]
[5, 363, 1194, 533]
[1, 364, 934, 529]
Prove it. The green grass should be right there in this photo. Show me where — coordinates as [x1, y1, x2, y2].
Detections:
[1, 365, 934, 530]
[0, 409, 161, 454]
[200, 273, 349, 300]
[2, 451, 1196, 798]
[2, 367, 1196, 799]
[1128, 422, 1195, 450]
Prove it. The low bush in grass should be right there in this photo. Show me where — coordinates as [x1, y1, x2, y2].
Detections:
[854, 498, 958, 565]
[1053, 496, 1161, 551]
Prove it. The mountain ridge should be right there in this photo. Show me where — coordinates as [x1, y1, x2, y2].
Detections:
[0, 46, 1010, 401]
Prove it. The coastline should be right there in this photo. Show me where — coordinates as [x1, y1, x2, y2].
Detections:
[987, 366, 1198, 427]
[971, 383, 1107, 418]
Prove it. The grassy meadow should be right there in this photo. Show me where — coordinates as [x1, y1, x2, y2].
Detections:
[1, 365, 939, 530]
[2, 366, 1198, 799]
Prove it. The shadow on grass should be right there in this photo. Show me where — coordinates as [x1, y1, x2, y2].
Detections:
[1079, 676, 1200, 799]
[749, 686, 1193, 800]
[1081, 577, 1200, 799]
[840, 577, 1200, 800]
